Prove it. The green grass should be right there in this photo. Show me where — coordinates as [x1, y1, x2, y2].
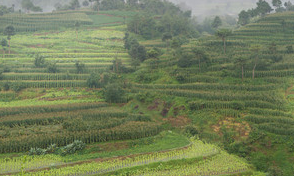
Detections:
[63, 131, 190, 162]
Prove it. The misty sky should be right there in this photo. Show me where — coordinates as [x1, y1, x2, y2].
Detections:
[0, 0, 276, 17]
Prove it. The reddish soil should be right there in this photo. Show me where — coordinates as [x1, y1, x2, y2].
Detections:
[163, 116, 191, 127]
[212, 117, 251, 139]
[148, 99, 161, 110]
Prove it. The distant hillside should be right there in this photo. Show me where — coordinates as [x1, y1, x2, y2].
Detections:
[0, 0, 76, 12]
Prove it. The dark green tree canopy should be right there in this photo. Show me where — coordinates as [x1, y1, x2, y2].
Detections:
[70, 0, 81, 10]
[21, 0, 42, 12]
[238, 10, 250, 26]
[83, 0, 89, 7]
[212, 16, 222, 29]
[256, 0, 273, 15]
[272, 0, 282, 8]
[103, 83, 125, 103]
[4, 25, 15, 39]
[0, 39, 7, 48]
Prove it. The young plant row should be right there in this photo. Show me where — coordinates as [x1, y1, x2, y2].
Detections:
[19, 139, 219, 176]
[0, 155, 65, 175]
[0, 80, 87, 89]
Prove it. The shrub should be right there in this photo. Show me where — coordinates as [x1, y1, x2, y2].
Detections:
[61, 140, 85, 155]
[3, 82, 10, 91]
[47, 62, 58, 73]
[103, 83, 125, 103]
[46, 144, 58, 154]
[34, 54, 46, 68]
[28, 147, 46, 155]
[185, 125, 199, 136]
[11, 82, 25, 92]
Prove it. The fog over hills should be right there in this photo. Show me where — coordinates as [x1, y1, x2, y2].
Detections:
[0, 0, 276, 17]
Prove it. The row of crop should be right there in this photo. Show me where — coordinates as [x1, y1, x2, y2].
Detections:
[128, 152, 249, 176]
[43, 52, 128, 58]
[0, 122, 162, 153]
[0, 13, 93, 32]
[12, 67, 108, 74]
[243, 69, 294, 78]
[189, 101, 245, 111]
[2, 74, 89, 81]
[245, 115, 294, 125]
[248, 108, 292, 118]
[270, 62, 294, 70]
[188, 100, 282, 111]
[132, 83, 276, 92]
[0, 110, 128, 128]
[0, 116, 66, 127]
[133, 88, 283, 105]
[179, 75, 220, 83]
[0, 81, 87, 88]
[0, 155, 64, 174]
[0, 102, 107, 117]
[18, 139, 219, 176]
[258, 123, 294, 136]
[0, 107, 122, 123]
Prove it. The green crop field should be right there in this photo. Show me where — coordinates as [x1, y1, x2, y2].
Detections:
[0, 0, 294, 175]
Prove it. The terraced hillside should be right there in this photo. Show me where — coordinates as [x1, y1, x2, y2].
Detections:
[129, 11, 294, 175]
[1, 5, 294, 176]
[0, 11, 132, 89]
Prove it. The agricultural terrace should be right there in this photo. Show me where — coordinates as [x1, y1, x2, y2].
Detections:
[0, 1, 294, 175]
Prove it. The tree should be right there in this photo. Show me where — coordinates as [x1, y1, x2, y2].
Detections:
[192, 48, 210, 72]
[215, 29, 232, 54]
[74, 21, 80, 39]
[103, 83, 125, 103]
[286, 45, 294, 53]
[31, 6, 42, 12]
[89, 0, 95, 7]
[21, 0, 34, 13]
[75, 61, 85, 74]
[83, 0, 89, 7]
[212, 16, 222, 29]
[129, 44, 147, 62]
[234, 56, 248, 82]
[112, 58, 123, 73]
[54, 3, 62, 10]
[268, 42, 277, 54]
[92, 0, 100, 12]
[178, 50, 193, 68]
[147, 48, 162, 59]
[250, 45, 262, 79]
[70, 0, 81, 10]
[256, 0, 273, 16]
[47, 62, 58, 73]
[21, 0, 42, 13]
[238, 10, 250, 26]
[162, 33, 173, 50]
[34, 54, 45, 68]
[0, 39, 7, 58]
[272, 0, 282, 9]
[4, 25, 15, 54]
